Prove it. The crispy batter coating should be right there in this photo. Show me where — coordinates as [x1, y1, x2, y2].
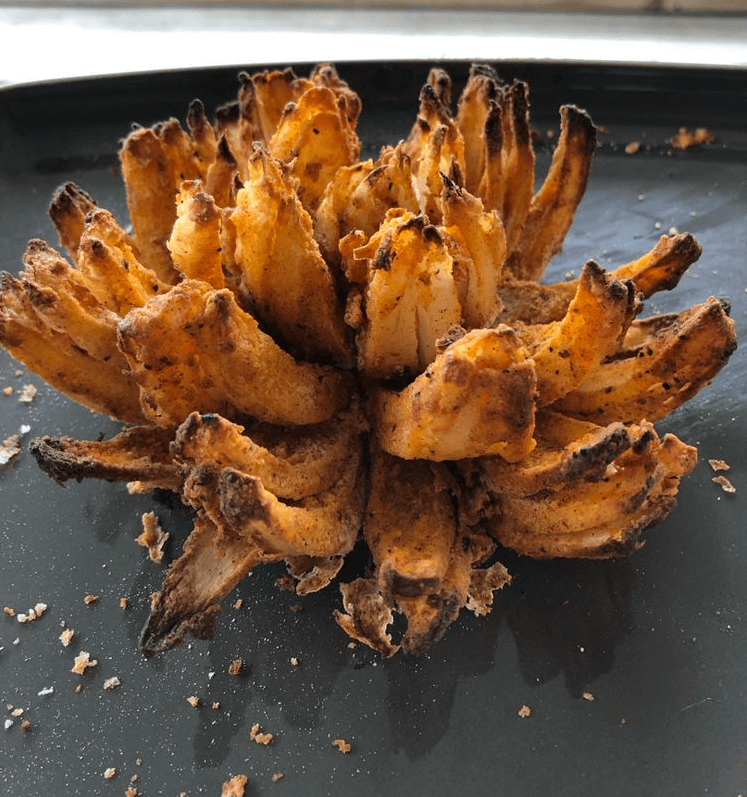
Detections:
[118, 279, 354, 427]
[231, 146, 352, 364]
[552, 297, 737, 424]
[486, 425, 697, 558]
[371, 326, 537, 462]
[506, 104, 597, 282]
[335, 445, 510, 656]
[1, 62, 737, 658]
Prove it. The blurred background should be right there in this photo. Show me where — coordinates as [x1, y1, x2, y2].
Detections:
[1, 1, 746, 87]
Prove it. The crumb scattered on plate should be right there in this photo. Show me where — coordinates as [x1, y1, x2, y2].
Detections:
[221, 774, 248, 797]
[59, 627, 74, 647]
[669, 126, 715, 149]
[228, 658, 243, 676]
[271, 773, 284, 783]
[0, 434, 21, 467]
[83, 594, 98, 605]
[186, 695, 200, 708]
[103, 677, 121, 690]
[518, 704, 532, 718]
[103, 767, 116, 780]
[708, 458, 730, 472]
[712, 475, 736, 494]
[71, 651, 97, 675]
[583, 692, 595, 701]
[249, 723, 274, 745]
[332, 738, 351, 753]
[16, 602, 47, 623]
[136, 511, 169, 563]
[624, 141, 640, 154]
[18, 384, 37, 403]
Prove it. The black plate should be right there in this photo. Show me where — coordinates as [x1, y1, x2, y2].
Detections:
[1, 61, 746, 796]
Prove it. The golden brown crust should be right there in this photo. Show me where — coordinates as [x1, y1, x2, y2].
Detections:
[1, 62, 737, 660]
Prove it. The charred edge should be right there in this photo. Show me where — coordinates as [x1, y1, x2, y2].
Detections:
[49, 182, 96, 217]
[29, 437, 134, 486]
[219, 469, 270, 525]
[385, 570, 441, 599]
[509, 81, 531, 147]
[139, 601, 221, 657]
[563, 104, 598, 152]
[214, 101, 240, 131]
[364, 164, 387, 187]
[186, 98, 207, 132]
[427, 68, 453, 109]
[439, 171, 461, 198]
[400, 592, 462, 655]
[216, 134, 237, 167]
[563, 426, 632, 481]
[372, 241, 395, 271]
[670, 232, 702, 265]
[484, 101, 504, 157]
[631, 427, 655, 456]
[237, 73, 257, 120]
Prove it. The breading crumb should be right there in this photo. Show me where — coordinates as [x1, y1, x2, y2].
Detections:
[125, 789, 138, 797]
[186, 695, 200, 708]
[713, 475, 736, 494]
[59, 627, 74, 647]
[0, 434, 21, 467]
[582, 691, 595, 701]
[18, 384, 37, 403]
[136, 511, 169, 563]
[274, 574, 295, 592]
[2, 386, 12, 396]
[103, 767, 116, 779]
[518, 704, 532, 718]
[212, 702, 221, 710]
[103, 677, 121, 690]
[233, 598, 243, 609]
[119, 598, 128, 609]
[332, 738, 351, 753]
[228, 658, 243, 676]
[221, 774, 248, 797]
[290, 656, 299, 667]
[624, 141, 640, 155]
[669, 126, 715, 150]
[16, 603, 47, 623]
[271, 773, 284, 783]
[249, 723, 274, 745]
[20, 719, 31, 732]
[708, 458, 730, 472]
[71, 651, 97, 675]
[3, 606, 15, 618]
[84, 594, 98, 605]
